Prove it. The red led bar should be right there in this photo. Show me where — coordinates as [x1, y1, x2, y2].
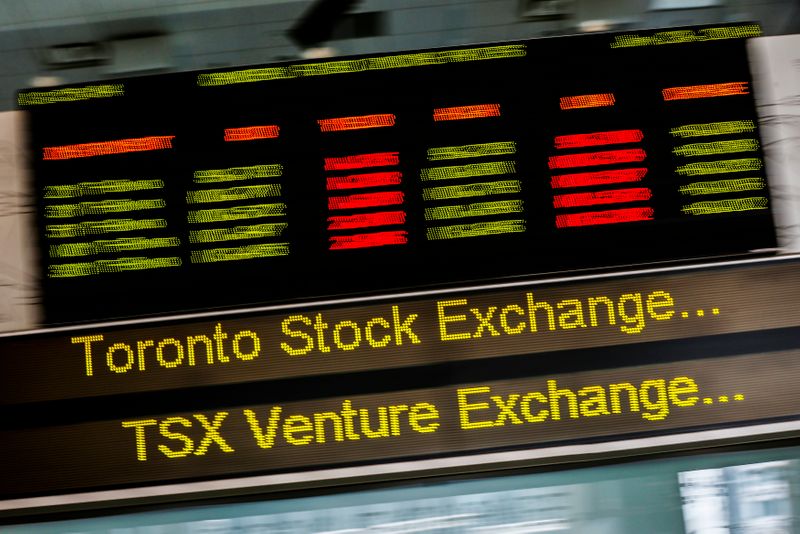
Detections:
[328, 191, 404, 210]
[551, 168, 648, 189]
[433, 104, 500, 121]
[560, 93, 615, 110]
[328, 210, 406, 230]
[43, 135, 174, 160]
[553, 187, 652, 209]
[327, 171, 402, 190]
[548, 149, 646, 170]
[556, 207, 654, 228]
[662, 82, 749, 101]
[330, 230, 408, 250]
[554, 129, 643, 150]
[324, 152, 399, 171]
[318, 114, 396, 132]
[224, 125, 279, 142]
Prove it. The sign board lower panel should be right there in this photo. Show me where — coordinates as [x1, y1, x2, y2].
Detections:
[2, 349, 798, 499]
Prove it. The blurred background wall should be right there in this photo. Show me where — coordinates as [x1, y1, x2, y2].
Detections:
[0, 0, 797, 112]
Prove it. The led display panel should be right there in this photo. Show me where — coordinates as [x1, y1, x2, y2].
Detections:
[1, 257, 799, 407]
[1, 256, 800, 499]
[18, 23, 775, 324]
[2, 349, 800, 499]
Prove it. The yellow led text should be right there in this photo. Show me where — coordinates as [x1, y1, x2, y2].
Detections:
[245, 400, 439, 449]
[121, 412, 235, 461]
[437, 290, 675, 340]
[280, 306, 421, 356]
[121, 401, 440, 461]
[72, 323, 261, 376]
[457, 376, 699, 428]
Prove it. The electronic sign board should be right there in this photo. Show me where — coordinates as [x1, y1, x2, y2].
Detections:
[18, 23, 775, 324]
[2, 256, 800, 499]
[1, 257, 799, 406]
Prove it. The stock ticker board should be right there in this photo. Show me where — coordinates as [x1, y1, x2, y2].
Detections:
[3, 256, 800, 498]
[18, 23, 774, 324]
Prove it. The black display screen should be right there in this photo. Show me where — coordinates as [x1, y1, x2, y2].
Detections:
[19, 23, 774, 324]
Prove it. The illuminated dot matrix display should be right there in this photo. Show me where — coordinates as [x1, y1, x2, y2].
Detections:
[20, 22, 775, 324]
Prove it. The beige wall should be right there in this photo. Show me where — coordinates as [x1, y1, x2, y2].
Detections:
[0, 110, 40, 331]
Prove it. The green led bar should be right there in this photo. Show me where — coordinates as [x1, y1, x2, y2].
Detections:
[682, 196, 768, 215]
[421, 161, 515, 181]
[50, 236, 180, 258]
[679, 177, 765, 196]
[191, 243, 290, 263]
[46, 218, 167, 239]
[187, 184, 281, 204]
[194, 164, 283, 183]
[18, 84, 124, 106]
[674, 139, 759, 157]
[427, 141, 516, 161]
[427, 219, 526, 240]
[423, 180, 521, 201]
[45, 198, 165, 218]
[197, 45, 526, 86]
[189, 223, 288, 244]
[43, 179, 163, 199]
[187, 203, 286, 224]
[610, 24, 760, 48]
[424, 200, 524, 221]
[670, 120, 754, 138]
[49, 256, 180, 278]
[676, 158, 762, 177]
